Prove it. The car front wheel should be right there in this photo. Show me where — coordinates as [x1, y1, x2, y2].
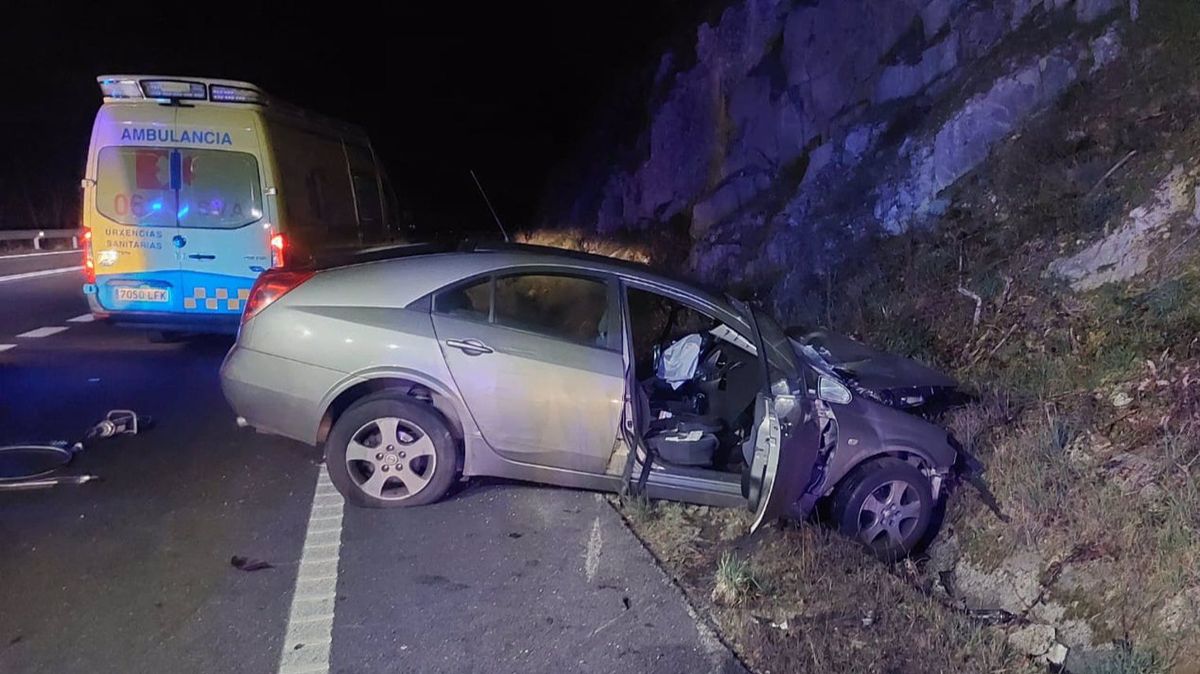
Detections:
[325, 395, 458, 508]
[830, 457, 935, 562]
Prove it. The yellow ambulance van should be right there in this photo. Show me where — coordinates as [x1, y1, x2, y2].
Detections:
[82, 75, 401, 335]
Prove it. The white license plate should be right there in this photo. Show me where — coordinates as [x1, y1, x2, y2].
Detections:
[116, 287, 170, 303]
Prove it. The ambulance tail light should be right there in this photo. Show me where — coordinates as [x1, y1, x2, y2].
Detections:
[82, 227, 95, 284]
[269, 233, 286, 268]
[242, 269, 313, 324]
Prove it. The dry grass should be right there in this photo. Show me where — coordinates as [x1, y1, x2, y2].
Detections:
[515, 228, 654, 264]
[619, 503, 1034, 673]
[820, 20, 1200, 666]
[711, 551, 767, 606]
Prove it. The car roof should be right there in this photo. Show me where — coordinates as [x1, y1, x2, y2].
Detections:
[313, 239, 742, 318]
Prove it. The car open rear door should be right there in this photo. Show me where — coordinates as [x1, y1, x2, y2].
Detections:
[741, 303, 821, 533]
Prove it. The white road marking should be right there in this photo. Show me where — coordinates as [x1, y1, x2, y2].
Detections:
[0, 266, 81, 283]
[17, 326, 68, 338]
[0, 250, 79, 259]
[67, 314, 94, 323]
[277, 465, 344, 674]
[584, 516, 603, 582]
[0, 344, 15, 353]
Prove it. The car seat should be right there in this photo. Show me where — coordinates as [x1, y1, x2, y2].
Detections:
[637, 381, 723, 467]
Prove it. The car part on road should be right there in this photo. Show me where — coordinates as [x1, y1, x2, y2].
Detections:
[0, 475, 101, 490]
[0, 409, 148, 490]
[230, 555, 274, 571]
[0, 443, 74, 482]
[324, 395, 458, 507]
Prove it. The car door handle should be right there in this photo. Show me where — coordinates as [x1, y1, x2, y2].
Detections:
[445, 338, 494, 356]
[187, 254, 216, 260]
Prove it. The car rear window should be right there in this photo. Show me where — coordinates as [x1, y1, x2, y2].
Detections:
[435, 278, 490, 321]
[493, 274, 608, 346]
[95, 146, 263, 229]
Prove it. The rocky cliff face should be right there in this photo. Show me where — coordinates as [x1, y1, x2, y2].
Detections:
[547, 0, 1129, 317]
[545, 3, 1200, 672]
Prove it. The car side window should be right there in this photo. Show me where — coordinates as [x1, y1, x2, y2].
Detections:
[434, 277, 491, 322]
[493, 274, 609, 346]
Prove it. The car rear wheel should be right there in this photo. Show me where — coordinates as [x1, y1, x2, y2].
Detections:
[830, 457, 934, 562]
[325, 396, 457, 508]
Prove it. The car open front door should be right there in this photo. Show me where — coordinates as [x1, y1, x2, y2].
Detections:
[742, 303, 821, 533]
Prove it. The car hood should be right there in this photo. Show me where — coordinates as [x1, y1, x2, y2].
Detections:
[794, 330, 962, 413]
[799, 330, 958, 390]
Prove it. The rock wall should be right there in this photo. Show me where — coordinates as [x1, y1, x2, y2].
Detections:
[547, 0, 1129, 315]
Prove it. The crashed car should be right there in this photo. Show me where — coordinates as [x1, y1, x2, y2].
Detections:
[221, 242, 969, 560]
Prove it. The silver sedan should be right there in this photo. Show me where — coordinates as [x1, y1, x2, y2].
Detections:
[221, 243, 964, 560]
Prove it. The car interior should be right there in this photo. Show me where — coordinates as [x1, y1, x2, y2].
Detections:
[625, 288, 763, 478]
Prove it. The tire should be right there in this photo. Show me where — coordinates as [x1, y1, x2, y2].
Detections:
[830, 457, 935, 562]
[325, 394, 458, 508]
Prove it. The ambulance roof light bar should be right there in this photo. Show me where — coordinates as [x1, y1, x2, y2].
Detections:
[141, 80, 207, 101]
[97, 75, 267, 105]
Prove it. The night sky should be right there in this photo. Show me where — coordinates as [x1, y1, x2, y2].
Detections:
[2, 2, 716, 238]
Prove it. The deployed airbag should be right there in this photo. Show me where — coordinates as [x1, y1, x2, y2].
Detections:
[657, 333, 703, 390]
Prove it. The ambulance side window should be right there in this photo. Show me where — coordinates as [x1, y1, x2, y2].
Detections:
[345, 144, 384, 244]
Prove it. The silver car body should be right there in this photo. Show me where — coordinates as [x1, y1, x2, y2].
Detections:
[221, 248, 778, 509]
[221, 245, 959, 526]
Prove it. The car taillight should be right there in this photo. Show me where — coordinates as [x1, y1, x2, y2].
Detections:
[270, 233, 286, 268]
[82, 227, 95, 283]
[241, 269, 313, 324]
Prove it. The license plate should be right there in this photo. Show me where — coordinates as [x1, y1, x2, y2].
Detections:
[116, 287, 170, 303]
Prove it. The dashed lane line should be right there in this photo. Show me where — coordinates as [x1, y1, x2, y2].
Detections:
[67, 314, 94, 323]
[0, 250, 80, 259]
[584, 515, 603, 582]
[0, 344, 15, 353]
[0, 266, 81, 283]
[277, 465, 345, 674]
[17, 326, 69, 338]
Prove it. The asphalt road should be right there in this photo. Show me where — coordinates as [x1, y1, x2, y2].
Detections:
[0, 248, 82, 278]
[0, 266, 744, 674]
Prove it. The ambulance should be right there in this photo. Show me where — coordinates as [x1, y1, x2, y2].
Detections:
[81, 75, 402, 336]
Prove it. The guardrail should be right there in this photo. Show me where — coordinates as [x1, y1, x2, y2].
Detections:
[0, 229, 81, 250]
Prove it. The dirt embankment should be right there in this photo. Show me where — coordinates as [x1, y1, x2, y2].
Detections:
[603, 4, 1200, 674]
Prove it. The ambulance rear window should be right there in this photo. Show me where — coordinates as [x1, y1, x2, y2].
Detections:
[179, 150, 263, 229]
[95, 147, 176, 227]
[96, 146, 263, 229]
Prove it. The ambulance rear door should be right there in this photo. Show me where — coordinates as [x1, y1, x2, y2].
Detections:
[89, 104, 185, 314]
[171, 104, 271, 317]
